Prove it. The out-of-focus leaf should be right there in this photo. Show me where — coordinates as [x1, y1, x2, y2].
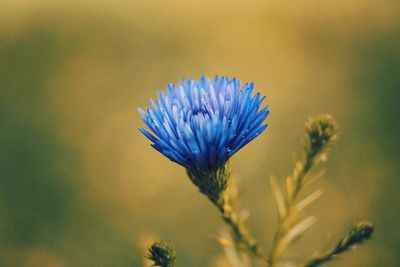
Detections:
[270, 176, 287, 220]
[296, 189, 323, 212]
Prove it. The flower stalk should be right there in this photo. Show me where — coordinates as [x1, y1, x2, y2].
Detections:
[139, 76, 374, 267]
[139, 76, 270, 264]
[188, 162, 268, 262]
[217, 187, 267, 261]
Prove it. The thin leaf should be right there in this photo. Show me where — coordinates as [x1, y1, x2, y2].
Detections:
[296, 189, 323, 212]
[305, 170, 325, 184]
[275, 216, 317, 259]
[286, 175, 295, 201]
[220, 229, 245, 267]
[212, 236, 235, 248]
[270, 175, 287, 220]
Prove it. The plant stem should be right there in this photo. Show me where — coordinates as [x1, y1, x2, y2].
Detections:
[302, 219, 374, 267]
[268, 151, 314, 266]
[190, 162, 268, 262]
[216, 194, 268, 262]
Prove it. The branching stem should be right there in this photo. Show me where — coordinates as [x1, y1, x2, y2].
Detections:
[216, 194, 269, 262]
[268, 151, 314, 266]
[302, 219, 374, 267]
[268, 115, 339, 267]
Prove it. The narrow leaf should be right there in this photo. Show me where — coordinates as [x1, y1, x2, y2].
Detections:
[296, 189, 323, 212]
[212, 236, 235, 248]
[285, 216, 317, 246]
[286, 175, 295, 201]
[273, 216, 316, 261]
[270, 175, 287, 220]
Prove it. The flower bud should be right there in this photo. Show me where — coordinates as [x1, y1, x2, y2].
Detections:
[187, 162, 230, 205]
[147, 241, 177, 267]
[345, 219, 374, 246]
[305, 114, 338, 156]
[335, 219, 374, 254]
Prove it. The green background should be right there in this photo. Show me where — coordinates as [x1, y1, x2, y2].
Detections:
[0, 1, 399, 266]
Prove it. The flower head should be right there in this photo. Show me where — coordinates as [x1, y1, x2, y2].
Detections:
[138, 76, 269, 173]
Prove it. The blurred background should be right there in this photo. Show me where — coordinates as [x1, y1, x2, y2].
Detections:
[0, 1, 399, 266]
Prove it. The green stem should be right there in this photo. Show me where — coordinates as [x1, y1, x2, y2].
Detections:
[302, 250, 338, 267]
[268, 152, 314, 266]
[269, 115, 339, 267]
[189, 162, 268, 262]
[303, 219, 374, 267]
[216, 194, 268, 262]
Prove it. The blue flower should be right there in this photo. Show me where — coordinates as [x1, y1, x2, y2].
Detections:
[138, 76, 269, 173]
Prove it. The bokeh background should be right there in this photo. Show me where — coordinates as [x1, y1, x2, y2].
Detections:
[0, 1, 399, 266]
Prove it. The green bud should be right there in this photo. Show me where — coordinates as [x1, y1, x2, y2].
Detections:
[187, 162, 230, 205]
[339, 219, 374, 250]
[147, 241, 177, 267]
[305, 114, 339, 157]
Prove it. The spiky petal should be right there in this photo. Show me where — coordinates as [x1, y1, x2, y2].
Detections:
[138, 76, 269, 173]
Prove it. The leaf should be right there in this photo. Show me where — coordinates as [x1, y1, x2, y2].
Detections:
[293, 161, 303, 181]
[275, 216, 317, 259]
[270, 175, 287, 220]
[285, 216, 317, 245]
[219, 229, 246, 267]
[304, 170, 325, 184]
[296, 189, 323, 212]
[212, 236, 235, 248]
[286, 176, 295, 201]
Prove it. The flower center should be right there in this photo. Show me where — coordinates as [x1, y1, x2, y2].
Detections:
[191, 107, 208, 116]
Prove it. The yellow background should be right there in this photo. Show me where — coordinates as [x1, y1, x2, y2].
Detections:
[0, 1, 399, 266]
